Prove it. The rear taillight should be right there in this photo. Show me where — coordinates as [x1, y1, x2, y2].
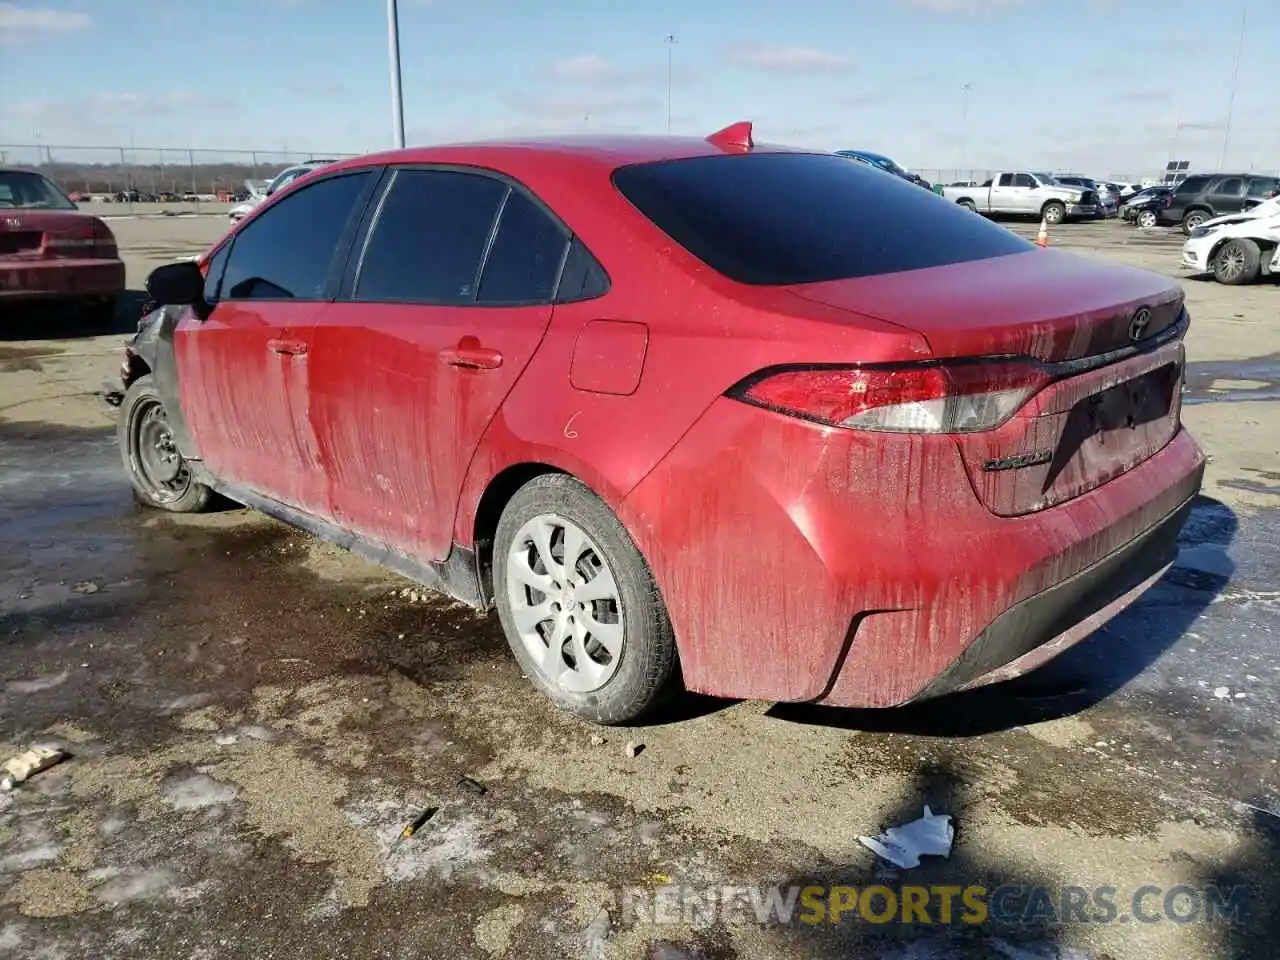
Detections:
[44, 219, 117, 259]
[730, 361, 1051, 434]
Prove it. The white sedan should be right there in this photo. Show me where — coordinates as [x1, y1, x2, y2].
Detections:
[1181, 197, 1280, 285]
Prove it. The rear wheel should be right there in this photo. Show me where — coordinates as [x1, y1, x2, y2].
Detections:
[1042, 201, 1066, 225]
[118, 375, 213, 513]
[1137, 209, 1158, 228]
[493, 474, 679, 724]
[1213, 238, 1261, 285]
[1182, 209, 1210, 234]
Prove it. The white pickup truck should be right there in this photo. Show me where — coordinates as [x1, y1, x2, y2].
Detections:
[941, 172, 1099, 224]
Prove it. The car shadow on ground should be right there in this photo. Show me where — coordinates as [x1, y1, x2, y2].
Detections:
[1, 289, 148, 341]
[767, 495, 1237, 738]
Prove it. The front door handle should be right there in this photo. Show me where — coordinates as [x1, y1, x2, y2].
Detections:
[439, 337, 503, 370]
[268, 338, 308, 356]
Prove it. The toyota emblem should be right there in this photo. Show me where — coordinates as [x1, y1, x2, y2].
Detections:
[1128, 307, 1152, 342]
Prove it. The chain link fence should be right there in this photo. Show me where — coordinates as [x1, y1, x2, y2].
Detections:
[0, 144, 360, 212]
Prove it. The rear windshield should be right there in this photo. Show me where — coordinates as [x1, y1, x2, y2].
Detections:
[612, 153, 1031, 285]
[0, 170, 77, 210]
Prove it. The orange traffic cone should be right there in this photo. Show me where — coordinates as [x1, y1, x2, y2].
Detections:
[1035, 218, 1049, 248]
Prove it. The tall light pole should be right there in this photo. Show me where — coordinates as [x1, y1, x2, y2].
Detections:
[387, 0, 406, 148]
[959, 83, 972, 174]
[1218, 1, 1247, 171]
[664, 34, 677, 134]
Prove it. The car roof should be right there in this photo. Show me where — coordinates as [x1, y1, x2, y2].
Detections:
[319, 133, 811, 183]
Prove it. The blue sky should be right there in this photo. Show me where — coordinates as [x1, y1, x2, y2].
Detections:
[0, 0, 1274, 180]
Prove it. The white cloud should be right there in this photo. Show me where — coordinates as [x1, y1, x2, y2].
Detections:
[547, 53, 616, 84]
[0, 3, 90, 32]
[729, 42, 852, 73]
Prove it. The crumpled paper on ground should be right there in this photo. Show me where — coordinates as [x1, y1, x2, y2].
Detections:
[858, 804, 954, 869]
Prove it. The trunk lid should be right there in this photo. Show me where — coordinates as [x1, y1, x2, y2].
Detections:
[786, 249, 1184, 363]
[786, 250, 1188, 515]
[0, 211, 117, 261]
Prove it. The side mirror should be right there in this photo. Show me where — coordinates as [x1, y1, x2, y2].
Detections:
[146, 261, 204, 307]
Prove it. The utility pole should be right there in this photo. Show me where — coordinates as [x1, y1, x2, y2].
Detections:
[1218, 1, 1247, 171]
[959, 83, 972, 173]
[664, 34, 677, 134]
[387, 0, 406, 148]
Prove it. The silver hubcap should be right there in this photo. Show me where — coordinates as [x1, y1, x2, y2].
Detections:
[1218, 246, 1244, 280]
[1045, 206, 1063, 224]
[506, 514, 623, 693]
[1139, 212, 1155, 227]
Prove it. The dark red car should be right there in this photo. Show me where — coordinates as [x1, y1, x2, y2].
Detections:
[0, 168, 124, 323]
[118, 123, 1205, 724]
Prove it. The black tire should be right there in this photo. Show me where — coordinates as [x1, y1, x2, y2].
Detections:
[957, 199, 977, 212]
[493, 474, 679, 724]
[1212, 238, 1261, 286]
[118, 375, 214, 513]
[1042, 201, 1066, 225]
[1181, 209, 1210, 234]
[83, 296, 118, 327]
[1137, 210, 1158, 228]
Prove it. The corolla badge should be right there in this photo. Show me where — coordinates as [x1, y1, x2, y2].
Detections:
[1128, 307, 1152, 342]
[3, 217, 21, 229]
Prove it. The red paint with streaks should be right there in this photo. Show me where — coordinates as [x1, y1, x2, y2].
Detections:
[172, 134, 1205, 709]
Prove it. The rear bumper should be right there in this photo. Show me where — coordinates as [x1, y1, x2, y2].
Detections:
[621, 394, 1205, 709]
[1066, 203, 1099, 219]
[0, 258, 125, 301]
[911, 492, 1192, 699]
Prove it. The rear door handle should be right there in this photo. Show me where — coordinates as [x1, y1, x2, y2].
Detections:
[267, 338, 308, 356]
[439, 339, 503, 370]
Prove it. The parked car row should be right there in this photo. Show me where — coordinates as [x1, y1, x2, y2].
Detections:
[1126, 173, 1280, 234]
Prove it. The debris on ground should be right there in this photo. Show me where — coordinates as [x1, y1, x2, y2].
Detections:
[1213, 686, 1231, 699]
[858, 805, 954, 869]
[1, 746, 69, 790]
[590, 734, 606, 746]
[72, 580, 101, 594]
[214, 734, 239, 746]
[582, 905, 612, 959]
[399, 806, 438, 841]
[625, 741, 644, 759]
[458, 776, 487, 796]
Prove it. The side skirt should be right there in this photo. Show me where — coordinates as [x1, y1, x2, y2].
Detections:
[208, 479, 487, 611]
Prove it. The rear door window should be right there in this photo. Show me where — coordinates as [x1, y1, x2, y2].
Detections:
[1247, 177, 1279, 199]
[221, 172, 373, 301]
[612, 153, 1031, 285]
[476, 189, 569, 305]
[1214, 178, 1245, 199]
[355, 169, 506, 304]
[1174, 175, 1210, 196]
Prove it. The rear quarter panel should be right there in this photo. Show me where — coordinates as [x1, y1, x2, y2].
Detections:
[450, 153, 931, 546]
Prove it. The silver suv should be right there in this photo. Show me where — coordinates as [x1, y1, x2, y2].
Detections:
[227, 159, 339, 223]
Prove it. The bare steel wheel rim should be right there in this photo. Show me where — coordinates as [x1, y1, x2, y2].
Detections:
[1138, 210, 1156, 227]
[130, 398, 191, 503]
[506, 513, 624, 693]
[1044, 204, 1064, 224]
[1217, 244, 1245, 281]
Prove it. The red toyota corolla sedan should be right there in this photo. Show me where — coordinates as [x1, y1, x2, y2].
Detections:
[118, 123, 1204, 724]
